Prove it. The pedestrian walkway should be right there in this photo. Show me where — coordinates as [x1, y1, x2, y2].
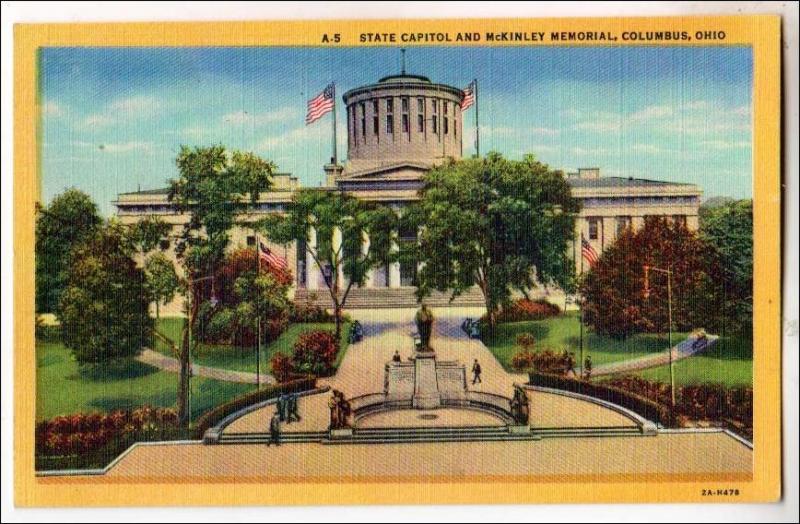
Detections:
[135, 348, 275, 385]
[584, 334, 719, 377]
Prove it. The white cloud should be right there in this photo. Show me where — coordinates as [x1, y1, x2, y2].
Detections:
[221, 107, 298, 126]
[570, 146, 610, 156]
[700, 139, 751, 150]
[83, 113, 116, 127]
[74, 140, 153, 153]
[630, 105, 673, 120]
[631, 143, 670, 154]
[684, 100, 709, 110]
[573, 121, 621, 133]
[731, 105, 751, 116]
[109, 95, 161, 113]
[42, 101, 65, 117]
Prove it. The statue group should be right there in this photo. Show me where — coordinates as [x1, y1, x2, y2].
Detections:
[510, 385, 530, 425]
[328, 389, 352, 430]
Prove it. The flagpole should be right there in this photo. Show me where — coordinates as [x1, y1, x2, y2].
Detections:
[332, 82, 338, 166]
[579, 234, 584, 378]
[255, 229, 261, 389]
[474, 78, 480, 158]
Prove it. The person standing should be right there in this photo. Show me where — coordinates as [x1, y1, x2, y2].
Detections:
[392, 349, 401, 362]
[583, 355, 593, 380]
[471, 359, 482, 385]
[268, 412, 281, 446]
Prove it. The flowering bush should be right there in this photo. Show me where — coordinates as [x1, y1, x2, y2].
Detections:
[289, 303, 335, 323]
[493, 298, 561, 323]
[511, 350, 536, 371]
[270, 353, 295, 383]
[36, 406, 179, 457]
[291, 330, 338, 376]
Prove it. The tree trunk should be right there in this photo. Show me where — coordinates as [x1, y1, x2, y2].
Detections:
[334, 302, 342, 342]
[156, 301, 160, 321]
[177, 321, 190, 427]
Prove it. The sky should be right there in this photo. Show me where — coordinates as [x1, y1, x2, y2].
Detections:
[39, 46, 752, 216]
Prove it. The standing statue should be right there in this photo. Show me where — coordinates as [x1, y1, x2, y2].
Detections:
[415, 304, 434, 351]
[510, 385, 530, 425]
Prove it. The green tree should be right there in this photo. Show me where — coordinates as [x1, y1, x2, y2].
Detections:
[259, 189, 395, 340]
[129, 215, 172, 254]
[699, 199, 753, 336]
[405, 152, 579, 327]
[35, 189, 101, 313]
[58, 221, 153, 365]
[144, 252, 181, 320]
[580, 217, 713, 338]
[168, 145, 276, 426]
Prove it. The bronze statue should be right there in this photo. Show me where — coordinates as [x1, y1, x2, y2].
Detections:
[510, 385, 530, 425]
[415, 304, 434, 350]
[328, 389, 352, 430]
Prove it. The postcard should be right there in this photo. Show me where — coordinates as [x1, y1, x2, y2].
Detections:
[13, 14, 781, 506]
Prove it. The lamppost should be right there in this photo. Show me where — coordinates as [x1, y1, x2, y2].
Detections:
[643, 265, 675, 408]
[186, 275, 217, 424]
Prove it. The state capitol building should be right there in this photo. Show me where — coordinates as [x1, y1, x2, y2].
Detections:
[115, 71, 702, 310]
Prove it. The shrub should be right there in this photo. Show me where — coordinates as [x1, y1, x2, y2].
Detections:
[292, 330, 338, 376]
[270, 353, 295, 383]
[511, 350, 536, 372]
[493, 298, 561, 323]
[290, 303, 335, 323]
[516, 332, 536, 350]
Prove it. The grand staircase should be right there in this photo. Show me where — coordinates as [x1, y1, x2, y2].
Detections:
[293, 286, 486, 309]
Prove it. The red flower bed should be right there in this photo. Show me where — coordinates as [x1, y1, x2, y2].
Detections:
[493, 298, 561, 323]
[36, 406, 179, 457]
[270, 353, 295, 383]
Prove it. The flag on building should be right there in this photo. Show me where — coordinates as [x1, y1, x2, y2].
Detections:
[581, 235, 599, 266]
[260, 242, 288, 271]
[306, 83, 335, 124]
[461, 80, 476, 110]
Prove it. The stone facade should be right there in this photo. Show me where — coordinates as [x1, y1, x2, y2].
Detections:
[114, 72, 701, 312]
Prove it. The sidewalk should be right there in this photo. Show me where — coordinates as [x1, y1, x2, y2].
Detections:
[136, 348, 275, 385]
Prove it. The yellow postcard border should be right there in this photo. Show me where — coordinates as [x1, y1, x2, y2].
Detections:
[14, 15, 782, 506]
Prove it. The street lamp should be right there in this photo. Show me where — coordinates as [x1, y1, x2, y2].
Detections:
[643, 265, 675, 408]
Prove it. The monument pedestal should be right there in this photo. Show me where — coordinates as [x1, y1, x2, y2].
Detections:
[412, 350, 441, 409]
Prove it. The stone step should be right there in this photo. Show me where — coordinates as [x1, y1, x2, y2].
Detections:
[294, 287, 486, 309]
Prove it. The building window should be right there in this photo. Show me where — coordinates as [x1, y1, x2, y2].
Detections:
[417, 114, 424, 132]
[453, 118, 456, 137]
[373, 116, 379, 134]
[159, 239, 170, 250]
[401, 97, 409, 134]
[373, 100, 378, 113]
[443, 101, 448, 115]
[432, 115, 438, 134]
[672, 215, 687, 227]
[588, 218, 600, 240]
[246, 235, 256, 246]
[444, 117, 449, 135]
[616, 216, 632, 235]
[417, 97, 424, 113]
[401, 97, 409, 112]
[386, 114, 393, 134]
[402, 114, 409, 133]
[386, 98, 393, 113]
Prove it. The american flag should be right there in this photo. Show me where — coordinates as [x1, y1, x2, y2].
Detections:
[461, 80, 476, 110]
[260, 242, 288, 271]
[581, 235, 599, 266]
[306, 83, 335, 124]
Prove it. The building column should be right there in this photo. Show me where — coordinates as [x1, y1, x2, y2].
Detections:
[389, 232, 401, 288]
[306, 225, 319, 290]
[362, 230, 374, 288]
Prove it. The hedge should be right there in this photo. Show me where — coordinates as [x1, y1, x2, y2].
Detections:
[528, 372, 674, 427]
[192, 376, 316, 438]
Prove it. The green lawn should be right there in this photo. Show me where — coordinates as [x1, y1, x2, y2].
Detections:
[482, 312, 688, 370]
[630, 335, 753, 387]
[36, 340, 252, 421]
[153, 317, 351, 375]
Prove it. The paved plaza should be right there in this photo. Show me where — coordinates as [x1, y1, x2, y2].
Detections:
[56, 307, 753, 481]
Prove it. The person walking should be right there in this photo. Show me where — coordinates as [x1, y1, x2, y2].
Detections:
[288, 393, 302, 423]
[471, 359, 482, 385]
[267, 412, 281, 447]
[583, 355, 593, 380]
